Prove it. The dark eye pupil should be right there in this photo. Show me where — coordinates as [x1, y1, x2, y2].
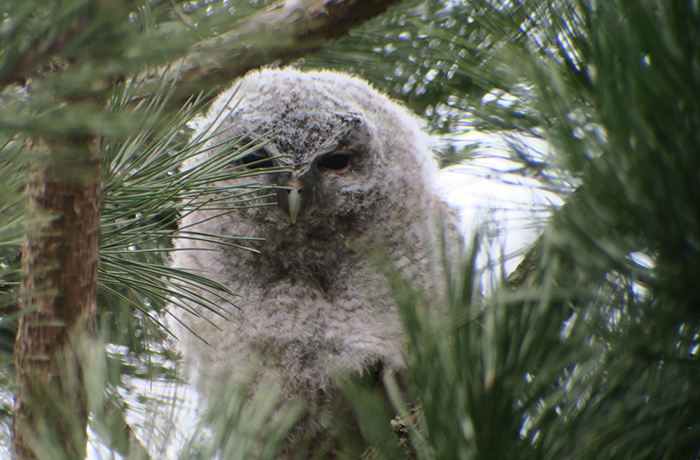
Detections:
[319, 154, 350, 171]
[241, 154, 273, 169]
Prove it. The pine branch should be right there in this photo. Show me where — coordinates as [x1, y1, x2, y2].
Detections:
[130, 0, 403, 108]
[0, 0, 137, 87]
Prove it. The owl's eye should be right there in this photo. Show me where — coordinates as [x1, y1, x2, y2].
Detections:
[239, 152, 274, 169]
[318, 153, 351, 172]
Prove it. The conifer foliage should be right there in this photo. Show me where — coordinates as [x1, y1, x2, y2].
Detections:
[1, 0, 699, 459]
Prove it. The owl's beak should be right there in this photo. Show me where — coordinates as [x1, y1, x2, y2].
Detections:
[287, 178, 303, 224]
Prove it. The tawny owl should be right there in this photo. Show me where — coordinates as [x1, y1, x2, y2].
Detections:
[172, 68, 455, 458]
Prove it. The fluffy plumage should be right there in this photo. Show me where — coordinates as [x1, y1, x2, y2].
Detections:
[173, 68, 454, 457]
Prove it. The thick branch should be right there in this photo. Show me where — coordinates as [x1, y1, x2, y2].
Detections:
[133, 0, 402, 107]
[13, 138, 102, 460]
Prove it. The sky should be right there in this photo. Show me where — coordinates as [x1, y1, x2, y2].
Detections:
[438, 133, 563, 278]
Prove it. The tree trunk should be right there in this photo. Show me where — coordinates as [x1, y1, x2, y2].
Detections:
[12, 137, 102, 460]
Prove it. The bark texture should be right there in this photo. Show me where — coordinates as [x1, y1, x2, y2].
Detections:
[134, 0, 403, 108]
[12, 138, 102, 460]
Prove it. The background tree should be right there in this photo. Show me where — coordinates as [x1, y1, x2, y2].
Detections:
[1, 0, 700, 459]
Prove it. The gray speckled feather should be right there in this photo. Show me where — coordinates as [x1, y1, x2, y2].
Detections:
[172, 68, 456, 457]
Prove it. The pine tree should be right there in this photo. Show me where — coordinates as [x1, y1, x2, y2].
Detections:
[1, 0, 700, 459]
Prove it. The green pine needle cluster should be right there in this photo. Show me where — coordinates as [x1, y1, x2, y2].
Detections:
[1, 0, 699, 458]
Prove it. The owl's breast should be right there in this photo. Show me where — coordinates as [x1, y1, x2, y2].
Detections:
[252, 216, 357, 267]
[237, 256, 404, 388]
[221, 221, 404, 375]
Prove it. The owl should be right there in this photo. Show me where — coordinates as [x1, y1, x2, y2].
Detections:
[172, 68, 456, 458]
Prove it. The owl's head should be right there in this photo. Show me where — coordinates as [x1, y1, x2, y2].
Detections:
[185, 68, 437, 235]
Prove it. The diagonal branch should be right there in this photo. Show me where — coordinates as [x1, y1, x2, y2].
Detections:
[132, 0, 403, 107]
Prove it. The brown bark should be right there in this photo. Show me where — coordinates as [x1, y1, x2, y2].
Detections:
[13, 138, 102, 460]
[133, 0, 403, 108]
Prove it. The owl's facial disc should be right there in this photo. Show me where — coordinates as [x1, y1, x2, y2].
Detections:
[276, 149, 356, 224]
[231, 116, 372, 224]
